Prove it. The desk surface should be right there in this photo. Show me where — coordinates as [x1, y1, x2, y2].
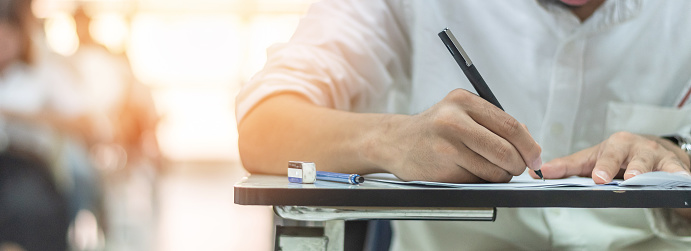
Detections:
[235, 175, 691, 208]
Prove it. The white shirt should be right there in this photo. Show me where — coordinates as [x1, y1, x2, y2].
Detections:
[236, 0, 691, 249]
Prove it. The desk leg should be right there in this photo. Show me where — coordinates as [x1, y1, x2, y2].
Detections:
[344, 221, 367, 251]
[274, 216, 370, 251]
[326, 220, 343, 251]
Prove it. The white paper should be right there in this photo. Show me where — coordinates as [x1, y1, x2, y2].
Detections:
[364, 171, 691, 189]
[617, 171, 691, 187]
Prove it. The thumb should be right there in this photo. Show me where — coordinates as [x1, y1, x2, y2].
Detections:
[540, 146, 598, 179]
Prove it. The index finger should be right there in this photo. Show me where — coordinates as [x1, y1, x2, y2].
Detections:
[461, 94, 542, 171]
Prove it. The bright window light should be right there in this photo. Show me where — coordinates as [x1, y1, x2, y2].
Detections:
[90, 13, 129, 54]
[44, 12, 80, 56]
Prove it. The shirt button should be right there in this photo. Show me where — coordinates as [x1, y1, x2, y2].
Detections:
[551, 123, 564, 136]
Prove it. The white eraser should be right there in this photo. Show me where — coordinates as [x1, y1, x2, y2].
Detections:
[301, 162, 316, 183]
[288, 161, 316, 184]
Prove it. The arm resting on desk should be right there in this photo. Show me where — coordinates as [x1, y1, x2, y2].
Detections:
[238, 91, 541, 183]
[238, 94, 388, 175]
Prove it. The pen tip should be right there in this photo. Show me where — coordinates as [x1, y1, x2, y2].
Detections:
[535, 169, 544, 181]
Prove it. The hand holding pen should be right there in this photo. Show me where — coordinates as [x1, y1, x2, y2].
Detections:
[376, 84, 542, 183]
[282, 31, 542, 184]
[435, 28, 544, 181]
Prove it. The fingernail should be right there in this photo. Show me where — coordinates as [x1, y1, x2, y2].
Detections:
[531, 156, 543, 170]
[595, 170, 610, 182]
[626, 170, 641, 177]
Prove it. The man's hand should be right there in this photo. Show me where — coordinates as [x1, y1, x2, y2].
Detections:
[372, 89, 542, 183]
[533, 132, 691, 183]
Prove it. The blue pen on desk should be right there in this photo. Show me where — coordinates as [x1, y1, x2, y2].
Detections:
[316, 171, 365, 185]
[438, 28, 544, 181]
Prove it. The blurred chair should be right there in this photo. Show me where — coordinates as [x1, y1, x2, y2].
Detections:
[0, 148, 70, 251]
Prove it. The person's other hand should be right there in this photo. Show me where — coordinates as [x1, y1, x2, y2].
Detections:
[374, 89, 542, 183]
[531, 132, 691, 183]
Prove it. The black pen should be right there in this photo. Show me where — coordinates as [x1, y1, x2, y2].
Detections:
[438, 28, 544, 181]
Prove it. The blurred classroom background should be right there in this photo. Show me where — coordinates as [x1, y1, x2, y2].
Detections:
[1, 0, 316, 250]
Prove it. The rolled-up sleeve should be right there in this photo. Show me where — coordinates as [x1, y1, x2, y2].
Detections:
[236, 0, 411, 123]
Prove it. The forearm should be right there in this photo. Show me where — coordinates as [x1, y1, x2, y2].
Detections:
[237, 93, 401, 175]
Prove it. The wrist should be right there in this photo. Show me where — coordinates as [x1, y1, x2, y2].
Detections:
[360, 113, 411, 174]
[659, 134, 691, 168]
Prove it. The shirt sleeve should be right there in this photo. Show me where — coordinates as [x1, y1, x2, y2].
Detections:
[235, 0, 411, 123]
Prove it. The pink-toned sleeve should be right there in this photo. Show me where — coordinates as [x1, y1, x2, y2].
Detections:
[236, 0, 411, 123]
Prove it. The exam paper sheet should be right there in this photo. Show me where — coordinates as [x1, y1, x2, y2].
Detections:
[364, 171, 691, 189]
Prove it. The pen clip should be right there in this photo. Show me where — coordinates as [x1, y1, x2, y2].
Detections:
[442, 28, 473, 67]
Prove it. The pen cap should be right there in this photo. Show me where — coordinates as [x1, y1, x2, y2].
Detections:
[438, 28, 504, 111]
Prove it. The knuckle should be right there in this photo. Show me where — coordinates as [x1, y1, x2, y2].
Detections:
[447, 89, 472, 102]
[502, 117, 521, 137]
[611, 131, 635, 141]
[431, 107, 456, 130]
[643, 139, 660, 150]
[493, 143, 512, 165]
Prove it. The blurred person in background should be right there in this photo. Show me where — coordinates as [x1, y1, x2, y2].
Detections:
[0, 0, 100, 250]
[69, 5, 161, 250]
[71, 6, 160, 169]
